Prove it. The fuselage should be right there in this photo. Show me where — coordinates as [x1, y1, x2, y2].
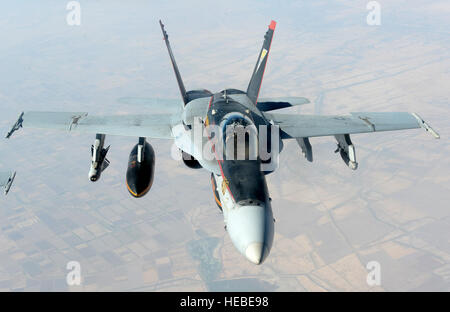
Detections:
[199, 89, 276, 264]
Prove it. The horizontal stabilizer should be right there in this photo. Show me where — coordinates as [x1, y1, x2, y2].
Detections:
[117, 97, 183, 113]
[257, 97, 310, 111]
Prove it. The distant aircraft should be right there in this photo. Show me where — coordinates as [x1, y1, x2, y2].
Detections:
[5, 20, 439, 264]
[0, 170, 16, 195]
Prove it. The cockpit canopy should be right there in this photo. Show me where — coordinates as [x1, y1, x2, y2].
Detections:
[221, 113, 258, 161]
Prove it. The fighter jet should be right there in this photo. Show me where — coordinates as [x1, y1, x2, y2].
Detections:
[0, 170, 16, 195]
[6, 20, 439, 264]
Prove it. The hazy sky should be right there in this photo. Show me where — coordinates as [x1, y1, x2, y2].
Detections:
[0, 1, 449, 291]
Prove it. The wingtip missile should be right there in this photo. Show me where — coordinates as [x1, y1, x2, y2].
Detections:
[159, 20, 168, 40]
[5, 112, 24, 139]
[3, 171, 16, 195]
[411, 113, 440, 139]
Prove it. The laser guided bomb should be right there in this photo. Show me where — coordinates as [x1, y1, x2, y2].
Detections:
[89, 134, 110, 182]
[126, 137, 155, 198]
[89, 135, 155, 198]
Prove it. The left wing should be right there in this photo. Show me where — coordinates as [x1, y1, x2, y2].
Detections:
[264, 112, 440, 139]
[6, 111, 176, 139]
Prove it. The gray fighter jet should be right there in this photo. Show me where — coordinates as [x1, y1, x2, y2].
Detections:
[6, 20, 439, 264]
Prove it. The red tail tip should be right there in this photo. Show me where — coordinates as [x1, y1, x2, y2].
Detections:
[269, 20, 277, 30]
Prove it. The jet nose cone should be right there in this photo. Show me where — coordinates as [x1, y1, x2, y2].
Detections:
[226, 202, 274, 265]
[245, 242, 264, 265]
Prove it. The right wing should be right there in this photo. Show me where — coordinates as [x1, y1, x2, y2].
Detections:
[6, 111, 176, 139]
[264, 112, 440, 139]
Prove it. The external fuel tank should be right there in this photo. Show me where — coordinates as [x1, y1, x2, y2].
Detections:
[126, 138, 155, 198]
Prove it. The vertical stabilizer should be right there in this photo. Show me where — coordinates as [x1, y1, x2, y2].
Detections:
[247, 20, 276, 104]
[159, 20, 188, 105]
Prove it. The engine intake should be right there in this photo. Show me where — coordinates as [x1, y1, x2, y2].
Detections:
[182, 151, 202, 169]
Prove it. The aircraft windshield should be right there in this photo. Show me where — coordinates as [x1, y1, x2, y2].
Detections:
[222, 115, 258, 161]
